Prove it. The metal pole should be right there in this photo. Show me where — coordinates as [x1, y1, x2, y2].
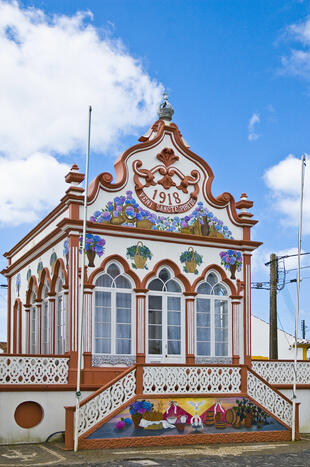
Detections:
[292, 154, 306, 441]
[74, 106, 92, 452]
[269, 253, 278, 359]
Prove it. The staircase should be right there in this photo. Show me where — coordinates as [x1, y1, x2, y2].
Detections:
[65, 363, 299, 450]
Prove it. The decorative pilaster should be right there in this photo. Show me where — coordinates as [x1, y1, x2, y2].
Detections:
[83, 286, 94, 368]
[68, 234, 80, 353]
[243, 253, 252, 365]
[231, 298, 241, 364]
[134, 289, 147, 363]
[184, 293, 196, 364]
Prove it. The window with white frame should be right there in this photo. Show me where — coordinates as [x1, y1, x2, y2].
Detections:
[94, 263, 133, 355]
[196, 272, 230, 357]
[55, 278, 66, 354]
[30, 292, 37, 354]
[147, 268, 183, 358]
[41, 284, 50, 354]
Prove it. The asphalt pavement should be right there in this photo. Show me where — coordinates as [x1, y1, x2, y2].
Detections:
[1, 435, 310, 466]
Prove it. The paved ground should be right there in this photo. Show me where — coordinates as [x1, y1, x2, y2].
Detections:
[1, 436, 310, 466]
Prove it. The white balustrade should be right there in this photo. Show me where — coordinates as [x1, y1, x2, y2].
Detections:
[77, 369, 136, 437]
[247, 370, 292, 427]
[252, 360, 310, 385]
[143, 366, 241, 394]
[0, 356, 69, 384]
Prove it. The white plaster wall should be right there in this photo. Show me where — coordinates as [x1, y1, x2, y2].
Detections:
[280, 388, 310, 433]
[11, 208, 69, 263]
[251, 315, 304, 360]
[83, 230, 245, 286]
[0, 390, 92, 445]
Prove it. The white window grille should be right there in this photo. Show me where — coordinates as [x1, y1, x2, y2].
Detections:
[41, 285, 50, 354]
[196, 272, 230, 357]
[93, 263, 134, 356]
[147, 268, 184, 362]
[55, 279, 65, 354]
[30, 292, 37, 354]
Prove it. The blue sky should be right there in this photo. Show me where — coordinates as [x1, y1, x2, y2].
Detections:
[0, 0, 310, 340]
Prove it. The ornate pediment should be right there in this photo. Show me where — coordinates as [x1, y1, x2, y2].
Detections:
[133, 147, 200, 214]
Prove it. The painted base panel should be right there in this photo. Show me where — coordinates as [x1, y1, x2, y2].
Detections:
[79, 396, 290, 449]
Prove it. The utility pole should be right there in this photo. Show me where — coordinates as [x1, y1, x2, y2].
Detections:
[269, 253, 278, 359]
[302, 320, 306, 339]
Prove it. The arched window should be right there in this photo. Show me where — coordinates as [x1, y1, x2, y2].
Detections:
[196, 271, 230, 358]
[30, 292, 37, 354]
[147, 268, 184, 363]
[55, 277, 65, 354]
[41, 283, 50, 354]
[94, 263, 133, 355]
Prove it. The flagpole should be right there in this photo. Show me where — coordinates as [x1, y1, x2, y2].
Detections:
[292, 154, 306, 441]
[74, 105, 92, 452]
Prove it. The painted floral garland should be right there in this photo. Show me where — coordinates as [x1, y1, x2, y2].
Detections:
[90, 192, 233, 239]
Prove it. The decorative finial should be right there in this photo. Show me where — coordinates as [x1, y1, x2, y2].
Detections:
[158, 92, 174, 121]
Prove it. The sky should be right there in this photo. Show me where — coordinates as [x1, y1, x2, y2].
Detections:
[0, 0, 310, 340]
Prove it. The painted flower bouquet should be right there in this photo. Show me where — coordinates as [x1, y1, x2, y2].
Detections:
[115, 417, 133, 430]
[63, 239, 69, 268]
[50, 252, 57, 274]
[180, 247, 203, 274]
[126, 242, 152, 269]
[219, 250, 242, 279]
[129, 400, 153, 428]
[79, 233, 106, 267]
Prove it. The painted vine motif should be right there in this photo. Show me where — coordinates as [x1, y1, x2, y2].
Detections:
[79, 234, 106, 267]
[90, 193, 233, 239]
[87, 397, 286, 440]
[126, 242, 152, 270]
[219, 250, 242, 279]
[180, 247, 203, 274]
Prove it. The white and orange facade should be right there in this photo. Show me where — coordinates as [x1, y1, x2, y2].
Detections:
[0, 100, 303, 447]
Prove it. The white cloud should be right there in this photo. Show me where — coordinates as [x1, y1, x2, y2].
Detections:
[264, 154, 310, 234]
[281, 17, 310, 78]
[0, 1, 163, 225]
[248, 113, 260, 141]
[0, 153, 70, 226]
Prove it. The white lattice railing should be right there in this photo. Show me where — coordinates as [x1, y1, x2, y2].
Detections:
[0, 355, 69, 384]
[77, 368, 136, 437]
[143, 366, 242, 394]
[252, 360, 310, 385]
[247, 370, 292, 427]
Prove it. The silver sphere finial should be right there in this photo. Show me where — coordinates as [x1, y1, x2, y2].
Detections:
[158, 92, 174, 121]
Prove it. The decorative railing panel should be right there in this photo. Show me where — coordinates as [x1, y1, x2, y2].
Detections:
[252, 360, 310, 385]
[77, 369, 136, 437]
[0, 356, 69, 384]
[143, 366, 241, 394]
[247, 370, 292, 427]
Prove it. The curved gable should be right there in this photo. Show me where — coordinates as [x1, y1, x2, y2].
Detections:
[87, 119, 257, 241]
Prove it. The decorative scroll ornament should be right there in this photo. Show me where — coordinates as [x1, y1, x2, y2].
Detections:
[133, 147, 200, 214]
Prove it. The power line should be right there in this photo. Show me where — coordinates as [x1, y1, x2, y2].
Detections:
[265, 251, 310, 266]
